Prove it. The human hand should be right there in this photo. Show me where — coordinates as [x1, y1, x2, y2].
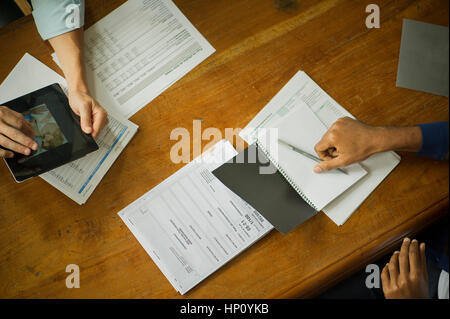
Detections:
[313, 117, 383, 173]
[0, 106, 38, 158]
[68, 90, 108, 138]
[381, 238, 429, 299]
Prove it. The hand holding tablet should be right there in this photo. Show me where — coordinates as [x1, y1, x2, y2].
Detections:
[1, 84, 99, 182]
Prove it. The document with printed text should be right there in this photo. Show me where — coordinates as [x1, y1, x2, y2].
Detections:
[83, 0, 215, 118]
[0, 53, 138, 205]
[118, 140, 273, 294]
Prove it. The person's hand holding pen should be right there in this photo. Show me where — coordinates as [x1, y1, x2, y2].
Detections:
[313, 117, 423, 173]
[0, 106, 38, 158]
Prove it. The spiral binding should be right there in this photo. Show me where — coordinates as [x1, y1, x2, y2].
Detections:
[256, 140, 319, 211]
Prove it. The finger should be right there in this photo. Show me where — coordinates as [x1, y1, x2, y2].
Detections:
[314, 134, 335, 160]
[0, 134, 32, 155]
[78, 103, 93, 134]
[0, 109, 34, 138]
[91, 104, 108, 138]
[381, 264, 390, 286]
[0, 148, 14, 158]
[313, 156, 348, 173]
[399, 237, 411, 274]
[328, 148, 339, 157]
[409, 239, 421, 275]
[420, 243, 428, 279]
[388, 251, 399, 282]
[0, 123, 37, 152]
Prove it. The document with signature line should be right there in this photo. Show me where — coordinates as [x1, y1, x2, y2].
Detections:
[118, 140, 273, 294]
[83, 0, 215, 118]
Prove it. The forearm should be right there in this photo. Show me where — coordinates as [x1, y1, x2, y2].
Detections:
[375, 126, 423, 153]
[49, 29, 89, 93]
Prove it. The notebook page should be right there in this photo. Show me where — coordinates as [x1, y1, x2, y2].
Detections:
[240, 71, 401, 225]
[260, 105, 367, 211]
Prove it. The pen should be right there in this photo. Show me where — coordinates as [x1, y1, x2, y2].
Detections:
[278, 139, 348, 175]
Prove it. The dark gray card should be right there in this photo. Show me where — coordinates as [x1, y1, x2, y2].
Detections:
[396, 19, 449, 97]
[212, 144, 317, 234]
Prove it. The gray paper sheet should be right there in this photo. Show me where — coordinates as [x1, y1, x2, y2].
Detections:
[396, 19, 449, 97]
[212, 144, 317, 234]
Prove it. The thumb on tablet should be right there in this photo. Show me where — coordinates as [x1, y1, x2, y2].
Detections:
[79, 103, 93, 134]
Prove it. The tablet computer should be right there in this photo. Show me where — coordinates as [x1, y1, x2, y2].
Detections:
[2, 83, 99, 183]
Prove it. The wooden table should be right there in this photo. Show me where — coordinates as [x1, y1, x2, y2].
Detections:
[0, 0, 448, 299]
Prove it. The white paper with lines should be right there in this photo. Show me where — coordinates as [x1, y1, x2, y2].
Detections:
[118, 140, 273, 294]
[83, 0, 215, 118]
[240, 71, 401, 225]
[0, 53, 138, 205]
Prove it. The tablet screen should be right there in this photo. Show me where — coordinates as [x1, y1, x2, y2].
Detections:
[2, 84, 99, 182]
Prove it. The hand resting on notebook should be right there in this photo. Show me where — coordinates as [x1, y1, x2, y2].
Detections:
[313, 117, 424, 173]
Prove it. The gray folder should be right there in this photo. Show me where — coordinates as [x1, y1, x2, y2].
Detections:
[212, 144, 317, 234]
[396, 19, 449, 97]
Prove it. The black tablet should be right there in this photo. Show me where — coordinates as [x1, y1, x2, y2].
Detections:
[2, 83, 99, 183]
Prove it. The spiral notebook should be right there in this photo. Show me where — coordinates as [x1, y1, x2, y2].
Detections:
[213, 81, 368, 233]
[257, 105, 367, 212]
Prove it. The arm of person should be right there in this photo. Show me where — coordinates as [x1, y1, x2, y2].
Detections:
[31, 0, 107, 138]
[313, 117, 449, 173]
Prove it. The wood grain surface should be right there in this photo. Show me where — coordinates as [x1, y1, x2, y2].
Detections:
[0, 0, 448, 298]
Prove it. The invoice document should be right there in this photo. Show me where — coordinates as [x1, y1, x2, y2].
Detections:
[83, 0, 215, 118]
[0, 53, 138, 205]
[118, 140, 273, 294]
[240, 71, 401, 225]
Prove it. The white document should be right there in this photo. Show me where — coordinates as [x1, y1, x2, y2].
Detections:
[240, 71, 401, 225]
[260, 105, 367, 211]
[118, 140, 273, 294]
[83, 0, 215, 118]
[0, 53, 138, 205]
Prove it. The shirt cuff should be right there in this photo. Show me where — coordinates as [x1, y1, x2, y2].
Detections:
[416, 122, 449, 160]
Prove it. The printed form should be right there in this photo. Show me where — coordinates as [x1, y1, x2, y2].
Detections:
[0, 53, 138, 205]
[83, 0, 216, 118]
[119, 140, 273, 294]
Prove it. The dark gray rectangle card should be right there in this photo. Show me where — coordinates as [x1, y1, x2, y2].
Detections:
[212, 144, 317, 234]
[396, 19, 449, 97]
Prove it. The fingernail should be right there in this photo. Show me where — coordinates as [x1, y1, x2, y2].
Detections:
[25, 148, 31, 155]
[85, 127, 92, 133]
[394, 251, 399, 254]
[412, 239, 418, 243]
[314, 166, 322, 173]
[32, 143, 38, 150]
[404, 238, 410, 242]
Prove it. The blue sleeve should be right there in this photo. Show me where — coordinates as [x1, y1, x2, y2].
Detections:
[31, 0, 85, 40]
[416, 122, 449, 160]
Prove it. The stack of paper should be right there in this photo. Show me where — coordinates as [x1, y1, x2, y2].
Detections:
[118, 140, 273, 294]
[0, 53, 138, 205]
